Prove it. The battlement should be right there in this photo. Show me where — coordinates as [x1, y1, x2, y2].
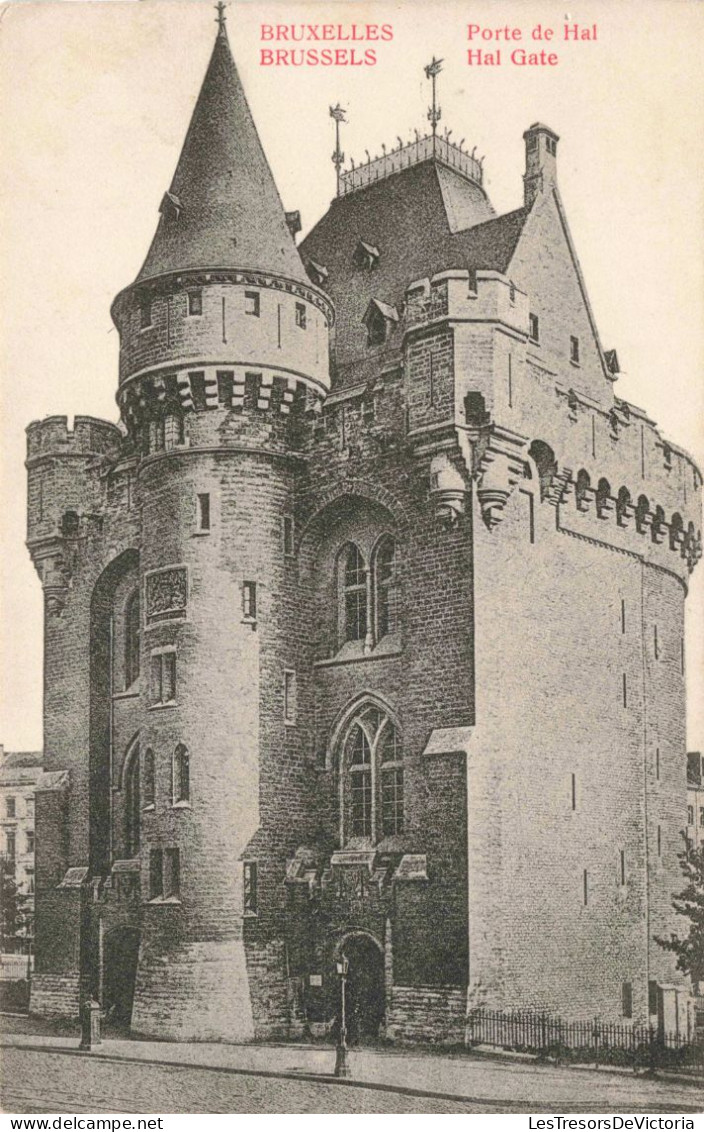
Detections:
[26, 415, 122, 463]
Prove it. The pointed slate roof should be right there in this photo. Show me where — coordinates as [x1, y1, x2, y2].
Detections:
[135, 25, 307, 285]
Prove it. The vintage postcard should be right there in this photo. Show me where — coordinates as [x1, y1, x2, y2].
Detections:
[0, 0, 702, 1117]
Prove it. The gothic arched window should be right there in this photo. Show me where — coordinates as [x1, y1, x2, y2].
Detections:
[373, 536, 396, 641]
[125, 589, 141, 689]
[339, 705, 403, 844]
[340, 544, 368, 646]
[173, 744, 190, 805]
[125, 744, 140, 857]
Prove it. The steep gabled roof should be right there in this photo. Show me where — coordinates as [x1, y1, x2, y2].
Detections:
[135, 26, 307, 285]
[301, 159, 526, 376]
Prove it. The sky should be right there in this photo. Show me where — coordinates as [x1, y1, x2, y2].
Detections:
[0, 0, 702, 752]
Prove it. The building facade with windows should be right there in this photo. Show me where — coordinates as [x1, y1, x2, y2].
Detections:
[25, 19, 702, 1041]
[0, 748, 58, 954]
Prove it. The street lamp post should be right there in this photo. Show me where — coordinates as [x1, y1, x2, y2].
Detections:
[334, 954, 351, 1078]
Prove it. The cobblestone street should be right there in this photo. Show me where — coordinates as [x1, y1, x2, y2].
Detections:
[1, 1031, 702, 1115]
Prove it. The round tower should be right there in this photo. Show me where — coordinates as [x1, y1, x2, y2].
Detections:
[109, 17, 332, 1040]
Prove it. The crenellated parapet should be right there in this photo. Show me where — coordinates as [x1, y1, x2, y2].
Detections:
[25, 415, 124, 614]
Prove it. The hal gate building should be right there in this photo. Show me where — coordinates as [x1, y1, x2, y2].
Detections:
[25, 16, 702, 1043]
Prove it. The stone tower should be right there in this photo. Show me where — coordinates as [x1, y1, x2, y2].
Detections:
[27, 20, 331, 1040]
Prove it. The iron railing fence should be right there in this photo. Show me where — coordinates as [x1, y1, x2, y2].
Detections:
[467, 1008, 704, 1076]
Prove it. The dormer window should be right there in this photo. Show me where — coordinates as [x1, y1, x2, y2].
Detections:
[159, 191, 182, 222]
[307, 261, 329, 288]
[353, 239, 380, 271]
[187, 290, 203, 317]
[529, 313, 540, 343]
[363, 299, 398, 348]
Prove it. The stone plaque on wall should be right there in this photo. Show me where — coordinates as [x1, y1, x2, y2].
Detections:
[145, 566, 188, 624]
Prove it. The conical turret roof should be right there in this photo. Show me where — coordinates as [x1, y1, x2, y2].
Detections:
[135, 24, 307, 285]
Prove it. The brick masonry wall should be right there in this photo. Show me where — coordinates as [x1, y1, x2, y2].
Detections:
[29, 974, 80, 1018]
[385, 985, 467, 1045]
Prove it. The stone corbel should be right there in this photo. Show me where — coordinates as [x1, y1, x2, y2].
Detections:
[429, 453, 468, 528]
[475, 426, 527, 529]
[41, 549, 72, 617]
[617, 503, 636, 529]
[651, 518, 668, 544]
[576, 486, 596, 513]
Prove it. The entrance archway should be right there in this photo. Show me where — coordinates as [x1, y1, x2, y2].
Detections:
[337, 932, 385, 1045]
[103, 927, 140, 1027]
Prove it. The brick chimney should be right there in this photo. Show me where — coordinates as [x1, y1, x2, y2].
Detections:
[523, 123, 559, 208]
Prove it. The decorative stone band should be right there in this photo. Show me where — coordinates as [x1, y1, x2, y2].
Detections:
[118, 364, 326, 430]
[112, 267, 334, 330]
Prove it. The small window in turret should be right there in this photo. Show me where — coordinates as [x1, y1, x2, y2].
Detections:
[187, 290, 203, 317]
[140, 296, 152, 329]
[295, 302, 307, 329]
[570, 336, 580, 365]
[529, 313, 540, 343]
[245, 291, 260, 317]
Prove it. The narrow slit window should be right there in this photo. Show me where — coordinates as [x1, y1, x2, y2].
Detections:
[657, 825, 662, 856]
[622, 673, 627, 708]
[583, 869, 588, 906]
[620, 850, 625, 885]
[164, 848, 180, 899]
[653, 625, 659, 660]
[283, 515, 294, 557]
[621, 599, 626, 635]
[197, 493, 211, 532]
[149, 849, 163, 899]
[173, 744, 190, 804]
[622, 982, 633, 1019]
[284, 670, 296, 724]
[143, 748, 155, 808]
[295, 302, 307, 329]
[571, 773, 576, 811]
[529, 313, 540, 343]
[243, 581, 257, 620]
[140, 296, 152, 329]
[151, 650, 176, 706]
[244, 862, 258, 914]
[656, 748, 660, 780]
[570, 336, 580, 364]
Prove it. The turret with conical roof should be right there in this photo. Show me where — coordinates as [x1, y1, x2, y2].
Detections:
[135, 21, 308, 286]
[111, 18, 332, 428]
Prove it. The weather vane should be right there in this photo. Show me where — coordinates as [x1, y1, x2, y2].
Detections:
[215, 2, 227, 35]
[330, 103, 347, 198]
[425, 57, 443, 147]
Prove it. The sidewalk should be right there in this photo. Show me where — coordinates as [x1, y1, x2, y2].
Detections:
[1, 1019, 702, 1112]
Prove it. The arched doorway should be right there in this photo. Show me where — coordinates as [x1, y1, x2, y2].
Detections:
[103, 927, 140, 1028]
[337, 933, 385, 1045]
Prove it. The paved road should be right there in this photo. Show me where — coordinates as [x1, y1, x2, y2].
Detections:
[0, 1046, 496, 1114]
[1, 1045, 702, 1115]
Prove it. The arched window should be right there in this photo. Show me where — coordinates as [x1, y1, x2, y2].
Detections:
[173, 744, 190, 805]
[340, 544, 368, 645]
[529, 440, 557, 501]
[616, 486, 631, 527]
[125, 745, 140, 857]
[124, 589, 141, 688]
[143, 748, 155, 808]
[670, 512, 684, 552]
[596, 478, 612, 519]
[339, 704, 403, 844]
[575, 469, 591, 511]
[635, 494, 650, 534]
[373, 536, 396, 641]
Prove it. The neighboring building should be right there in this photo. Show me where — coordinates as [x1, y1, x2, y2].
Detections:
[687, 752, 704, 850]
[0, 748, 43, 951]
[25, 16, 702, 1042]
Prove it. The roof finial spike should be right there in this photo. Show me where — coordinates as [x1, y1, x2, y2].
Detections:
[424, 56, 443, 153]
[329, 103, 347, 197]
[215, 1, 227, 37]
